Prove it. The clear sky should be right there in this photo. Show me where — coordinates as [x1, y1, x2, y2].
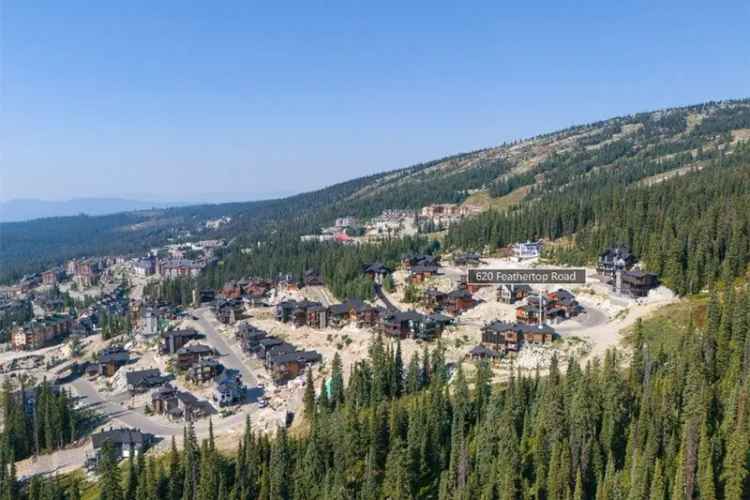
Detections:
[2, 1, 749, 202]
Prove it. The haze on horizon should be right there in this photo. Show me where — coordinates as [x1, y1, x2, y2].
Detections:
[2, 1, 749, 203]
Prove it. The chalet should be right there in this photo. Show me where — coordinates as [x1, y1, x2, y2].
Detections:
[303, 269, 324, 287]
[516, 323, 556, 345]
[151, 383, 212, 421]
[252, 337, 286, 358]
[236, 323, 267, 351]
[401, 254, 438, 270]
[481, 321, 557, 351]
[597, 247, 636, 278]
[276, 300, 301, 323]
[306, 304, 328, 329]
[125, 369, 169, 393]
[292, 300, 322, 327]
[326, 298, 379, 328]
[526, 294, 566, 322]
[267, 350, 322, 383]
[467, 344, 502, 361]
[186, 358, 223, 384]
[379, 310, 445, 340]
[161, 329, 201, 354]
[443, 289, 477, 316]
[380, 310, 422, 338]
[362, 262, 392, 284]
[176, 344, 214, 370]
[615, 269, 659, 298]
[453, 252, 482, 267]
[516, 304, 540, 324]
[91, 427, 153, 461]
[547, 289, 582, 317]
[214, 298, 244, 325]
[88, 346, 130, 377]
[512, 240, 544, 259]
[497, 284, 532, 304]
[213, 370, 244, 406]
[408, 264, 439, 284]
[481, 321, 522, 352]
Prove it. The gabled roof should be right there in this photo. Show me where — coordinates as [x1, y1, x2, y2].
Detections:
[92, 428, 151, 449]
[387, 310, 424, 323]
[177, 343, 213, 355]
[162, 328, 200, 339]
[362, 262, 391, 274]
[410, 264, 439, 274]
[125, 369, 163, 387]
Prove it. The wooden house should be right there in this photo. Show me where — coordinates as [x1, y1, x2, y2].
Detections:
[186, 358, 222, 384]
[362, 262, 392, 284]
[161, 329, 201, 355]
[467, 344, 502, 361]
[597, 246, 636, 278]
[175, 344, 214, 370]
[497, 284, 532, 304]
[481, 321, 521, 352]
[408, 264, 439, 284]
[443, 289, 477, 315]
[267, 350, 322, 383]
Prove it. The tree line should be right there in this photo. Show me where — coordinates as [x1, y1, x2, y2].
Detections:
[8, 285, 749, 498]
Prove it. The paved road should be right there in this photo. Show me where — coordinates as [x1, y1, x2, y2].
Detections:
[70, 378, 183, 436]
[189, 307, 257, 388]
[374, 284, 400, 312]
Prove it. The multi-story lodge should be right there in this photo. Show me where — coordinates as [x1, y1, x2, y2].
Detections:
[597, 246, 636, 278]
[156, 258, 203, 279]
[11, 314, 73, 350]
[615, 269, 659, 298]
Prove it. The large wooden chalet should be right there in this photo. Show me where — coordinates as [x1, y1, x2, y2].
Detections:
[481, 320, 556, 353]
[597, 246, 636, 278]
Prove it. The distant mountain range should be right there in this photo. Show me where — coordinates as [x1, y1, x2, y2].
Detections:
[0, 197, 188, 222]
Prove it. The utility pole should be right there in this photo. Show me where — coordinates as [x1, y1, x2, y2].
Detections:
[538, 287, 545, 330]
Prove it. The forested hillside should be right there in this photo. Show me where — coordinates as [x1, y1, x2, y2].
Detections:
[4, 99, 749, 285]
[6, 283, 749, 499]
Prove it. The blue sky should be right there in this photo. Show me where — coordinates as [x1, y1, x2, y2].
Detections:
[2, 1, 749, 202]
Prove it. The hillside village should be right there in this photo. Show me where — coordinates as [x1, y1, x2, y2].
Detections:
[1, 100, 749, 498]
[0, 212, 677, 480]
